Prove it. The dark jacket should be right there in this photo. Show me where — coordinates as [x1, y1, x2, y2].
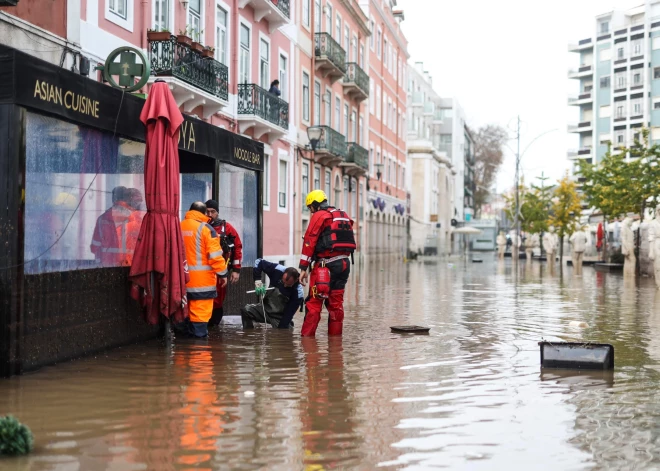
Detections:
[253, 258, 304, 328]
[269, 86, 281, 96]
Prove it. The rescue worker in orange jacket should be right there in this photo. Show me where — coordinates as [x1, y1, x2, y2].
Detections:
[178, 201, 229, 338]
[299, 190, 356, 337]
[90, 186, 133, 266]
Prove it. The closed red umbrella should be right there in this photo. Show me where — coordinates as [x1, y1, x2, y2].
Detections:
[129, 81, 188, 325]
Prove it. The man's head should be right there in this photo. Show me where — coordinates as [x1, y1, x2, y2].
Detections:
[282, 267, 300, 287]
[190, 201, 207, 215]
[305, 189, 328, 213]
[205, 199, 219, 220]
[112, 186, 128, 204]
[127, 188, 145, 210]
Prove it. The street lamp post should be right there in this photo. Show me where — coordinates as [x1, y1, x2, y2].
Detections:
[511, 118, 558, 264]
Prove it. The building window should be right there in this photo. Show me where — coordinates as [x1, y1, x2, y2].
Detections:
[344, 104, 349, 139]
[154, 0, 169, 30]
[109, 0, 127, 19]
[344, 26, 350, 60]
[314, 81, 321, 125]
[302, 162, 309, 212]
[633, 39, 642, 56]
[336, 16, 341, 41]
[260, 38, 269, 89]
[314, 166, 321, 189]
[615, 72, 626, 89]
[369, 146, 374, 175]
[633, 72, 642, 86]
[632, 99, 642, 116]
[376, 85, 381, 119]
[302, 0, 310, 27]
[239, 24, 250, 83]
[600, 76, 610, 88]
[376, 28, 382, 58]
[599, 20, 609, 34]
[314, 0, 321, 32]
[326, 4, 333, 34]
[359, 115, 364, 145]
[615, 104, 625, 119]
[279, 54, 288, 100]
[215, 6, 227, 65]
[343, 176, 349, 209]
[350, 178, 356, 216]
[335, 96, 341, 132]
[359, 43, 364, 67]
[278, 160, 287, 208]
[383, 37, 388, 69]
[302, 72, 310, 122]
[324, 90, 331, 126]
[654, 97, 660, 109]
[369, 81, 375, 114]
[263, 155, 270, 207]
[351, 110, 357, 142]
[617, 46, 625, 60]
[655, 67, 660, 79]
[654, 37, 660, 50]
[370, 18, 375, 49]
[325, 170, 331, 196]
[188, 0, 201, 40]
[334, 175, 341, 207]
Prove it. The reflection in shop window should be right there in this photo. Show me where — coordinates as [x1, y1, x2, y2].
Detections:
[216, 163, 259, 265]
[24, 113, 146, 274]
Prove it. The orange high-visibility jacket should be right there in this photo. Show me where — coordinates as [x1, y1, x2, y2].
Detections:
[181, 210, 228, 300]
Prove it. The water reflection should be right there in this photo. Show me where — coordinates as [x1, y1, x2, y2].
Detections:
[5, 255, 660, 469]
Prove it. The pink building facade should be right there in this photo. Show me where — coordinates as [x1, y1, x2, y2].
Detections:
[76, 0, 296, 263]
[362, 0, 408, 257]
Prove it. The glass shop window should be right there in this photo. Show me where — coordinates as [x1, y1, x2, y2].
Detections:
[24, 112, 146, 274]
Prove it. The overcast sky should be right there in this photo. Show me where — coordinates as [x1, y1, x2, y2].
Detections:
[398, 0, 643, 192]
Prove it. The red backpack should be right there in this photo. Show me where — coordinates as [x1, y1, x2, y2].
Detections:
[317, 208, 357, 253]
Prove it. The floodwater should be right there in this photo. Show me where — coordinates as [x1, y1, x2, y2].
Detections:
[4, 256, 660, 470]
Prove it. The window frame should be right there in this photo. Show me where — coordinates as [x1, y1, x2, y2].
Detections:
[238, 19, 252, 84]
[278, 156, 289, 212]
[106, 0, 134, 31]
[302, 70, 311, 124]
[258, 33, 271, 90]
[214, 2, 230, 67]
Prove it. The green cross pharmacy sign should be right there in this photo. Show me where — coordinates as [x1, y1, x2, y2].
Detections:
[99, 47, 151, 92]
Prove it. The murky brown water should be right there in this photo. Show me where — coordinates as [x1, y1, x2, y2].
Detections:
[4, 256, 660, 470]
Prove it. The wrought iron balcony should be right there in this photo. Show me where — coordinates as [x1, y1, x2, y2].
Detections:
[341, 142, 368, 176]
[237, 0, 290, 30]
[311, 125, 346, 167]
[315, 33, 346, 82]
[237, 83, 289, 138]
[343, 62, 369, 102]
[148, 36, 228, 102]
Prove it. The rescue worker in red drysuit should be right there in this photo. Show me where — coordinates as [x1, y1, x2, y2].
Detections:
[204, 199, 243, 327]
[90, 186, 133, 266]
[299, 190, 356, 337]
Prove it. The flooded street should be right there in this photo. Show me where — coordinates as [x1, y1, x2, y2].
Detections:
[4, 256, 660, 470]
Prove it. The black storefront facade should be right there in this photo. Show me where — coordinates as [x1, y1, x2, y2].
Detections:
[0, 45, 264, 377]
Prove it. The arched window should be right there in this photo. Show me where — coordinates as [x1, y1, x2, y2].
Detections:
[334, 174, 341, 207]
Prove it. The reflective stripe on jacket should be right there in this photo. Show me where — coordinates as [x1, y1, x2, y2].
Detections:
[181, 210, 228, 300]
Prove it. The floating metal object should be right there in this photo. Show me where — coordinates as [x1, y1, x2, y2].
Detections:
[539, 341, 614, 370]
[391, 325, 430, 334]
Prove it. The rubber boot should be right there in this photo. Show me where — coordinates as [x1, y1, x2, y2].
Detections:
[208, 307, 224, 327]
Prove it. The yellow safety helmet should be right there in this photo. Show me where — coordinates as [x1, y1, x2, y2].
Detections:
[305, 189, 327, 207]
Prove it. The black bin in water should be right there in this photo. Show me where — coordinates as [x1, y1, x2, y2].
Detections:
[539, 342, 614, 370]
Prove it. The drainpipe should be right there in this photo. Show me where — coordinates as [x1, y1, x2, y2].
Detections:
[141, 0, 148, 50]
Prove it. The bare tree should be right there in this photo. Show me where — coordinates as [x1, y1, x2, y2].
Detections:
[473, 125, 508, 218]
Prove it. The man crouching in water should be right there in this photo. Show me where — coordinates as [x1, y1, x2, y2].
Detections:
[241, 259, 304, 329]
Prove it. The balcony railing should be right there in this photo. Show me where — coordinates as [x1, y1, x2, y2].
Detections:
[315, 125, 347, 158]
[345, 62, 369, 96]
[346, 142, 368, 169]
[148, 36, 228, 101]
[314, 33, 346, 74]
[271, 0, 290, 18]
[237, 83, 289, 130]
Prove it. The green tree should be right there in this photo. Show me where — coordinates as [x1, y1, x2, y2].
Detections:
[520, 188, 549, 234]
[549, 173, 583, 274]
[577, 129, 660, 270]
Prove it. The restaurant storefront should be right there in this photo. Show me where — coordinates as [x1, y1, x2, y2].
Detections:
[0, 45, 264, 377]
